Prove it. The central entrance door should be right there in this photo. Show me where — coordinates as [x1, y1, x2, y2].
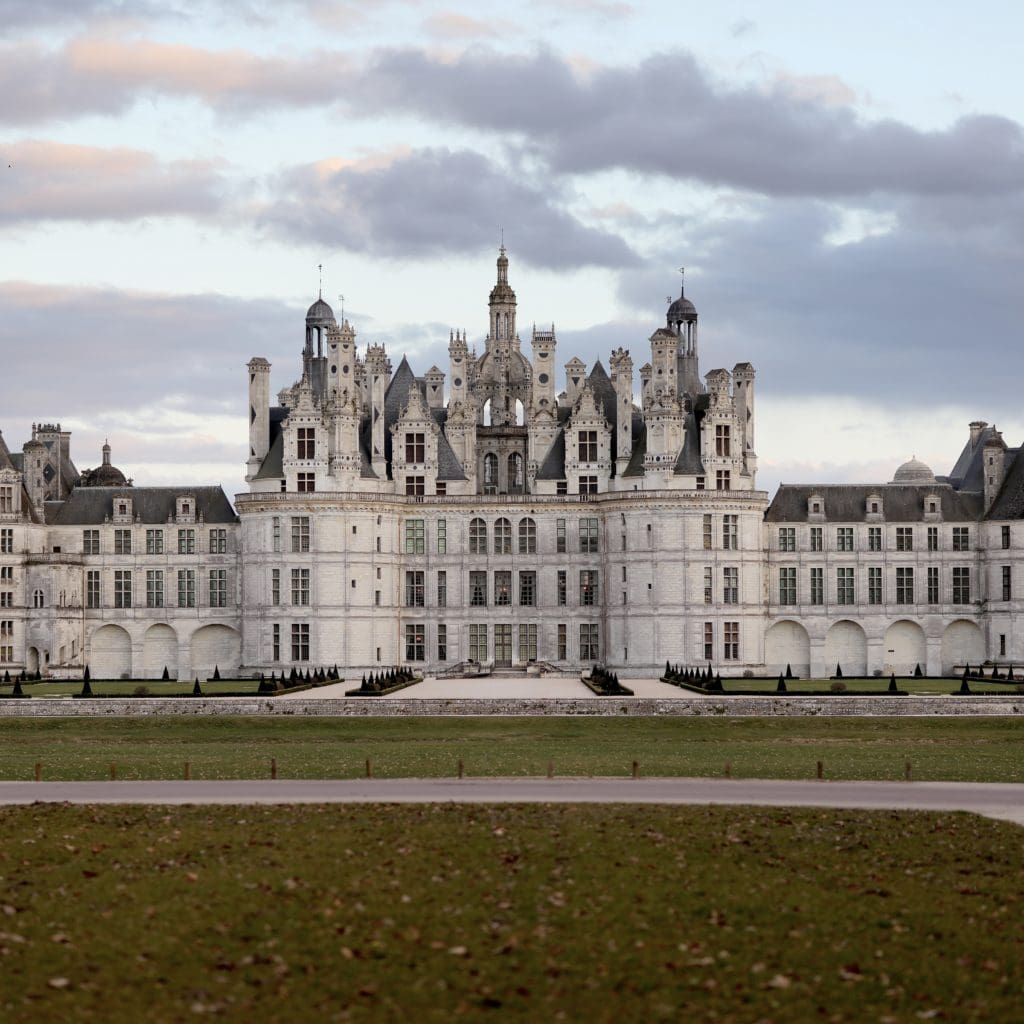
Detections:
[494, 624, 513, 667]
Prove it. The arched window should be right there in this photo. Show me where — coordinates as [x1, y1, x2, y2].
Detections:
[508, 452, 524, 491]
[32, 589, 45, 609]
[483, 452, 498, 488]
[514, 399, 525, 426]
[518, 517, 536, 554]
[469, 517, 487, 555]
[494, 518, 512, 554]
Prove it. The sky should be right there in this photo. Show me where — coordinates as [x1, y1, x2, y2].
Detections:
[2, 0, 1024, 500]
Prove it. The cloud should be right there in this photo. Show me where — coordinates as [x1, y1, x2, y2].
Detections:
[422, 12, 502, 39]
[260, 146, 640, 270]
[0, 0, 160, 31]
[0, 140, 228, 225]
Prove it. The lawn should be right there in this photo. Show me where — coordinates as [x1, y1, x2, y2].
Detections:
[695, 676, 1021, 695]
[0, 803, 1018, 1022]
[0, 717, 1021, 782]
[5, 680, 262, 697]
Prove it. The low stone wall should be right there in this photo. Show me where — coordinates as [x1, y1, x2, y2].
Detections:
[0, 696, 1020, 717]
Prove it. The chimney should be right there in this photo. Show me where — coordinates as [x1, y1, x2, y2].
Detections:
[983, 430, 1007, 511]
[969, 420, 988, 450]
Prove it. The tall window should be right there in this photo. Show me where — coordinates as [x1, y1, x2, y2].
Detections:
[580, 570, 598, 606]
[177, 570, 196, 608]
[114, 571, 132, 608]
[469, 624, 488, 662]
[579, 623, 600, 661]
[470, 571, 487, 606]
[519, 571, 536, 607]
[557, 624, 568, 660]
[896, 567, 914, 604]
[146, 529, 163, 555]
[715, 424, 731, 456]
[837, 568, 855, 605]
[405, 624, 425, 662]
[0, 529, 12, 554]
[291, 517, 310, 552]
[437, 624, 448, 662]
[895, 527, 913, 552]
[927, 526, 938, 552]
[271, 568, 280, 606]
[405, 571, 424, 607]
[778, 527, 795, 552]
[579, 518, 599, 553]
[291, 623, 309, 662]
[291, 568, 310, 606]
[437, 519, 447, 554]
[703, 515, 713, 550]
[297, 427, 315, 460]
[716, 470, 730, 491]
[723, 622, 739, 660]
[723, 567, 739, 604]
[1002, 525, 1011, 549]
[578, 431, 598, 462]
[557, 570, 567, 606]
[778, 567, 796, 605]
[404, 432, 425, 463]
[0, 486, 11, 513]
[469, 518, 487, 554]
[146, 570, 164, 608]
[868, 527, 882, 552]
[405, 520, 425, 554]
[518, 517, 536, 554]
[114, 529, 131, 555]
[810, 527, 823, 552]
[927, 566, 939, 604]
[272, 623, 280, 662]
[952, 567, 971, 604]
[703, 566, 712, 604]
[868, 567, 882, 605]
[703, 622, 714, 662]
[83, 529, 100, 555]
[1002, 565, 1012, 601]
[722, 515, 738, 550]
[209, 528, 227, 554]
[209, 570, 227, 608]
[86, 570, 100, 608]
[437, 570, 447, 608]
[518, 624, 538, 663]
[836, 528, 854, 552]
[508, 453, 524, 491]
[483, 453, 498, 489]
[32, 588, 44, 609]
[556, 519, 567, 553]
[809, 567, 823, 605]
[952, 527, 970, 552]
[177, 528, 195, 555]
[494, 571, 512, 605]
[272, 516, 281, 552]
[494, 518, 512, 554]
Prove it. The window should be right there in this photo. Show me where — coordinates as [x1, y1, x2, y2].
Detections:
[722, 515, 738, 550]
[177, 569, 196, 608]
[1002, 565, 1012, 601]
[868, 567, 882, 605]
[405, 624, 425, 662]
[272, 623, 280, 662]
[291, 516, 310, 552]
[272, 516, 281, 552]
[0, 529, 12, 554]
[927, 566, 939, 605]
[778, 567, 796, 605]
[291, 623, 310, 662]
[836, 527, 854, 552]
[469, 624, 488, 662]
[927, 526, 938, 552]
[437, 570, 447, 608]
[494, 518, 512, 554]
[703, 566, 713, 604]
[405, 571, 424, 607]
[297, 427, 315, 460]
[952, 527, 970, 552]
[696, 476, 705, 491]
[895, 527, 913, 552]
[715, 424, 731, 456]
[1001, 524, 1011, 549]
[404, 432, 425, 463]
[405, 475, 424, 496]
[809, 567, 823, 605]
[470, 571, 487, 606]
[0, 593, 10, 609]
[86, 570, 100, 608]
[114, 529, 131, 555]
[557, 624, 568, 660]
[146, 570, 164, 608]
[145, 529, 163, 555]
[405, 520, 425, 554]
[580, 570, 598, 606]
[437, 519, 447, 554]
[494, 571, 512, 606]
[32, 588, 45, 609]
[1000, 634, 1007, 657]
[723, 622, 739, 661]
[952, 567, 971, 604]
[483, 453, 498, 489]
[469, 518, 487, 554]
[556, 481, 568, 496]
[810, 527, 823, 552]
[556, 518, 567, 553]
[518, 517, 536, 554]
[209, 569, 227, 608]
[716, 470, 730, 491]
[209, 528, 227, 554]
[837, 568, 855, 605]
[896, 567, 914, 604]
[579, 518, 599, 553]
[437, 624, 448, 662]
[723, 567, 738, 604]
[868, 527, 882, 552]
[178, 528, 195, 555]
[778, 527, 795, 552]
[83, 529, 100, 555]
[578, 430, 598, 462]
[518, 624, 538, 663]
[703, 515, 713, 550]
[291, 568, 310, 606]
[519, 571, 536, 606]
[508, 453, 524, 491]
[579, 623, 600, 661]
[578, 475, 598, 495]
[271, 569, 280, 606]
[703, 622, 714, 661]
[557, 570, 567, 606]
[0, 486, 11, 513]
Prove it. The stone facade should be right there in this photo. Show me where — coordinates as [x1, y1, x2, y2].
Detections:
[1, 251, 1023, 680]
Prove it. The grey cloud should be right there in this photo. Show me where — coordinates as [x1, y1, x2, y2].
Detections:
[0, 0, 160, 30]
[260, 147, 639, 270]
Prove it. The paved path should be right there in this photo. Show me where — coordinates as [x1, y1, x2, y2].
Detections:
[1, 778, 1021, 825]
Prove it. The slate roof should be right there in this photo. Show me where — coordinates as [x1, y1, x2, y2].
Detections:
[45, 486, 237, 525]
[986, 450, 1024, 519]
[673, 413, 706, 475]
[0, 432, 14, 471]
[253, 431, 284, 480]
[947, 425, 996, 491]
[622, 421, 647, 477]
[431, 409, 467, 481]
[765, 484, 984, 523]
[536, 429, 567, 481]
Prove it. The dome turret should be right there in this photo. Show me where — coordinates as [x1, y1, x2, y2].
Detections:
[891, 456, 936, 484]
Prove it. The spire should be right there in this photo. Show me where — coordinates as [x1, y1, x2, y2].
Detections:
[679, 266, 685, 297]
[102, 440, 111, 466]
[497, 243, 509, 286]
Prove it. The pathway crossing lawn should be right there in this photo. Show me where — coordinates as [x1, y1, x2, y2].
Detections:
[0, 803, 1019, 1022]
[0, 717, 1020, 782]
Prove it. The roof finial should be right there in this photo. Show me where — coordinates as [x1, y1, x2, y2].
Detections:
[679, 266, 686, 297]
[318, 263, 323, 300]
[338, 292, 345, 323]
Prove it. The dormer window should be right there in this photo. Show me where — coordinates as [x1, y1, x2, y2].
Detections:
[113, 496, 133, 522]
[807, 494, 825, 519]
[865, 493, 883, 518]
[176, 497, 195, 522]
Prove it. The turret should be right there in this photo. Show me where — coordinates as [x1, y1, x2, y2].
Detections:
[609, 348, 634, 477]
[424, 366, 445, 411]
[667, 273, 700, 397]
[564, 357, 587, 407]
[246, 357, 271, 481]
[488, 246, 517, 343]
[22, 430, 46, 512]
[448, 330, 470, 406]
[531, 326, 557, 414]
[984, 430, 1007, 511]
[304, 294, 334, 402]
[732, 361, 756, 483]
[364, 344, 391, 478]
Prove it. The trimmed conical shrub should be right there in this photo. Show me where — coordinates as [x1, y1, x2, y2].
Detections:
[1008, 666, 1016, 681]
[192, 677, 203, 696]
[785, 663, 793, 679]
[12, 677, 24, 697]
[83, 665, 91, 682]
[888, 675, 898, 693]
[212, 665, 221, 681]
[80, 676, 93, 697]
[3, 670, 9, 683]
[962, 666, 970, 683]
[162, 665, 170, 681]
[835, 663, 843, 679]
[776, 673, 787, 693]
[959, 677, 971, 695]
[914, 663, 923, 678]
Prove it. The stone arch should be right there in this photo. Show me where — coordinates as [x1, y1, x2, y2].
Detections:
[884, 620, 927, 676]
[483, 452, 498, 487]
[482, 398, 492, 427]
[825, 620, 867, 676]
[26, 646, 40, 675]
[764, 620, 810, 677]
[941, 620, 985, 674]
[189, 624, 241, 681]
[507, 452, 524, 491]
[143, 623, 178, 680]
[514, 399, 525, 426]
[90, 624, 132, 680]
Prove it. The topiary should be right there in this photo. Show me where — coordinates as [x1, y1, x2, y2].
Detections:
[212, 665, 221, 681]
[162, 666, 170, 681]
[192, 677, 203, 696]
[776, 674, 787, 693]
[80, 676, 93, 697]
[785, 663, 793, 679]
[888, 675, 898, 693]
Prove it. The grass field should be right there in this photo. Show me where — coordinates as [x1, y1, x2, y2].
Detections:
[702, 676, 1022, 695]
[0, 803, 1018, 1022]
[4, 680, 263, 697]
[0, 716, 1021, 782]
